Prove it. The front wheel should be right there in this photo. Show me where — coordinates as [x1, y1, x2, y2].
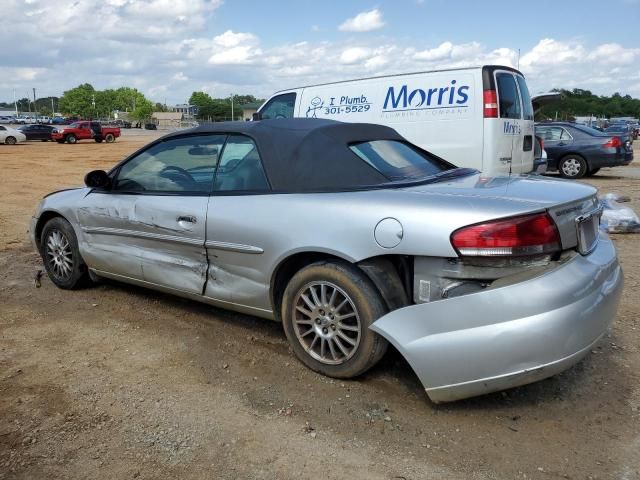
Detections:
[40, 217, 90, 290]
[104, 133, 115, 143]
[559, 155, 587, 179]
[66, 134, 77, 144]
[282, 261, 388, 379]
[5, 136, 17, 145]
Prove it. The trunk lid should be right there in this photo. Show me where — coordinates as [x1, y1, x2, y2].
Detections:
[401, 172, 600, 251]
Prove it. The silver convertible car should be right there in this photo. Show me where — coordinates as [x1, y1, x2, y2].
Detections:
[30, 119, 623, 403]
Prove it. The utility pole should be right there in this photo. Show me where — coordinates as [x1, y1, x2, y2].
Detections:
[230, 93, 234, 121]
[33, 88, 37, 120]
[51, 97, 55, 117]
[13, 89, 17, 116]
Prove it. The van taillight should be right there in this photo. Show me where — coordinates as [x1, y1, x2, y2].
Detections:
[483, 89, 498, 118]
[602, 136, 622, 148]
[451, 213, 560, 256]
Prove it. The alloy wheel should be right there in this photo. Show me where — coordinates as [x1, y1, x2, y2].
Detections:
[45, 229, 73, 281]
[292, 281, 361, 365]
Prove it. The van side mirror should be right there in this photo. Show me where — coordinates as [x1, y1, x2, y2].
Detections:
[252, 112, 262, 121]
[84, 170, 112, 190]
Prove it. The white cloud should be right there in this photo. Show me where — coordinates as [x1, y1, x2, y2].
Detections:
[209, 45, 262, 65]
[414, 42, 453, 61]
[339, 9, 385, 32]
[172, 72, 189, 81]
[340, 47, 371, 64]
[213, 30, 258, 48]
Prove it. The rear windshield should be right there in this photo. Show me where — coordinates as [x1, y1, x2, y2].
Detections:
[349, 140, 450, 181]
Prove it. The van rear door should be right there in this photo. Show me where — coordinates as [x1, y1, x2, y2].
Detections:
[482, 67, 535, 175]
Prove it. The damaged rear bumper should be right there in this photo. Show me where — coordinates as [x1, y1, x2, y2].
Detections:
[370, 233, 623, 403]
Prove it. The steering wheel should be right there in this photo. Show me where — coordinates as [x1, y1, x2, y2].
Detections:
[160, 165, 196, 187]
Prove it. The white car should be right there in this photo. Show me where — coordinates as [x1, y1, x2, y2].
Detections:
[0, 125, 27, 144]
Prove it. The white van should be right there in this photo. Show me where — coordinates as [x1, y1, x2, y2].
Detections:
[257, 65, 538, 175]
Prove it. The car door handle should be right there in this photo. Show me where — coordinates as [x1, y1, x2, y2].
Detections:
[177, 215, 197, 224]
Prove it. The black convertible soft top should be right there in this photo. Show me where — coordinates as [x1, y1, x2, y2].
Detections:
[165, 118, 439, 192]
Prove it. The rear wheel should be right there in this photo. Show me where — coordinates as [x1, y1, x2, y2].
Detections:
[5, 136, 16, 145]
[559, 155, 587, 179]
[282, 261, 388, 379]
[66, 134, 77, 144]
[104, 133, 115, 143]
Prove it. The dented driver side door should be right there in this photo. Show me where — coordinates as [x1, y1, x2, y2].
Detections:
[77, 134, 225, 295]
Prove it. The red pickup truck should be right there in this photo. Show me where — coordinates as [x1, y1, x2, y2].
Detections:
[52, 121, 121, 144]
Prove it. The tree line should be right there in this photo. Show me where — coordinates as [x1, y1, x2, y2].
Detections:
[536, 89, 640, 121]
[1, 85, 264, 122]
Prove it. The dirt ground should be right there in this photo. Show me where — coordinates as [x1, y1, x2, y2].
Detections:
[1, 133, 639, 480]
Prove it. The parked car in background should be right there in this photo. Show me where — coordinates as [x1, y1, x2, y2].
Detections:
[112, 119, 132, 129]
[535, 122, 633, 178]
[51, 117, 66, 125]
[604, 124, 634, 145]
[18, 124, 57, 141]
[38, 116, 51, 124]
[0, 125, 27, 144]
[52, 121, 121, 144]
[0, 116, 14, 124]
[30, 118, 623, 403]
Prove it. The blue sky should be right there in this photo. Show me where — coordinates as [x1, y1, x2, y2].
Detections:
[1, 0, 639, 105]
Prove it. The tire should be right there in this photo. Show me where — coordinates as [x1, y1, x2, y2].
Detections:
[587, 168, 601, 177]
[40, 217, 90, 290]
[282, 261, 388, 379]
[95, 138, 103, 143]
[104, 133, 115, 143]
[56, 140, 65, 144]
[558, 155, 588, 179]
[66, 134, 77, 144]
[5, 136, 16, 145]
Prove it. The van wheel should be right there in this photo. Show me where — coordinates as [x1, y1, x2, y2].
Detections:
[559, 155, 587, 179]
[104, 133, 115, 143]
[282, 261, 388, 379]
[586, 168, 600, 176]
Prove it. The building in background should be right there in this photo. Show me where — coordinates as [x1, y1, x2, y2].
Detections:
[240, 102, 262, 121]
[172, 104, 198, 119]
[152, 111, 183, 129]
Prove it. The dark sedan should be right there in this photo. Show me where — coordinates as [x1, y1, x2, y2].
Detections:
[605, 124, 634, 144]
[535, 122, 634, 179]
[18, 124, 57, 141]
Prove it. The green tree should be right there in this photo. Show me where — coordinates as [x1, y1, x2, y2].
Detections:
[58, 84, 96, 118]
[130, 99, 154, 122]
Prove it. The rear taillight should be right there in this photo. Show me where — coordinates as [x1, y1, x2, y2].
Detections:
[483, 89, 498, 118]
[602, 136, 622, 148]
[451, 213, 560, 256]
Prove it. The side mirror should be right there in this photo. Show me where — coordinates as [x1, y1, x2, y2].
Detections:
[84, 170, 112, 190]
[252, 112, 262, 121]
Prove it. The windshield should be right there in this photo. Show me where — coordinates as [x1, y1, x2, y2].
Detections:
[349, 140, 452, 182]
